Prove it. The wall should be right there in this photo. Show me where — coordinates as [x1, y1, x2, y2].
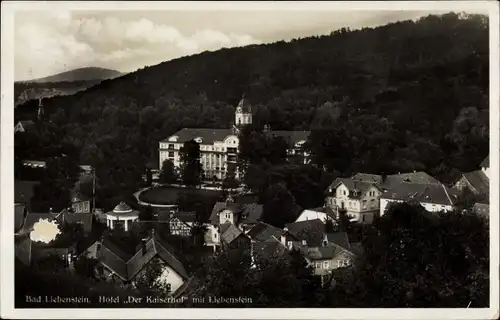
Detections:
[295, 210, 330, 223]
[311, 251, 353, 276]
[218, 209, 234, 225]
[420, 202, 454, 213]
[379, 198, 403, 216]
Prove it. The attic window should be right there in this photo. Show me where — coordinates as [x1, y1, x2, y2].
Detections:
[194, 137, 203, 143]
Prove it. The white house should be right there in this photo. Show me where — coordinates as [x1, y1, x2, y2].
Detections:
[380, 183, 460, 216]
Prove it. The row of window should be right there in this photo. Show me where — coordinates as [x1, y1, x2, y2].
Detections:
[313, 259, 350, 269]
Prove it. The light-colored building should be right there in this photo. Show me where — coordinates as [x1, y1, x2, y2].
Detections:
[159, 97, 311, 180]
[294, 207, 336, 223]
[380, 183, 460, 216]
[325, 172, 443, 223]
[105, 202, 139, 232]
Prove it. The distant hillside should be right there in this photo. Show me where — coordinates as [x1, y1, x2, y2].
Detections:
[24, 67, 123, 83]
[14, 13, 489, 208]
[14, 68, 123, 106]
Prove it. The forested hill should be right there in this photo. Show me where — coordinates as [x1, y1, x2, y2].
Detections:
[15, 12, 489, 209]
[22, 67, 123, 83]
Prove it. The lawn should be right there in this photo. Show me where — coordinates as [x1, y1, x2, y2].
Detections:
[138, 186, 222, 206]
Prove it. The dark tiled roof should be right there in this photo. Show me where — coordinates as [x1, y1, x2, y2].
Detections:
[15, 234, 32, 266]
[285, 219, 325, 247]
[15, 204, 26, 232]
[252, 238, 286, 260]
[302, 245, 348, 261]
[15, 180, 40, 204]
[481, 155, 489, 168]
[326, 232, 351, 250]
[55, 210, 93, 233]
[351, 173, 384, 184]
[209, 202, 263, 225]
[381, 183, 460, 206]
[161, 128, 235, 144]
[247, 222, 283, 242]
[106, 201, 139, 218]
[175, 212, 196, 223]
[221, 224, 243, 245]
[92, 234, 189, 282]
[463, 170, 489, 196]
[384, 172, 441, 189]
[219, 222, 231, 234]
[18, 212, 59, 235]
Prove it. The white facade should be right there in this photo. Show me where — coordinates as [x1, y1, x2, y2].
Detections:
[158, 135, 239, 180]
[482, 166, 490, 179]
[156, 263, 185, 295]
[326, 183, 381, 223]
[235, 106, 252, 126]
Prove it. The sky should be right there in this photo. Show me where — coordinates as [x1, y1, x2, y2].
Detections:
[14, 8, 471, 81]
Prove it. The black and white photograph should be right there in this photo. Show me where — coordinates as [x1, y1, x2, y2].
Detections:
[1, 1, 499, 319]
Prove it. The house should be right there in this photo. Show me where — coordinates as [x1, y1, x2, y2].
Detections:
[263, 125, 311, 164]
[220, 223, 251, 250]
[300, 244, 355, 284]
[246, 221, 283, 242]
[454, 155, 490, 200]
[159, 97, 311, 179]
[104, 202, 140, 232]
[70, 193, 92, 213]
[209, 196, 264, 231]
[380, 183, 460, 216]
[83, 231, 189, 295]
[55, 208, 94, 234]
[281, 219, 326, 249]
[15, 120, 36, 133]
[158, 210, 196, 236]
[294, 207, 336, 224]
[325, 171, 442, 223]
[251, 237, 287, 263]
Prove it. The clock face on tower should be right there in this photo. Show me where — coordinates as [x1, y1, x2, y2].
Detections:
[236, 107, 242, 113]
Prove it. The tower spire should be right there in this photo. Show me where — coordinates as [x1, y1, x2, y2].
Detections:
[37, 98, 44, 121]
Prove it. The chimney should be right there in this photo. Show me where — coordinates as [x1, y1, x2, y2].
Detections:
[49, 207, 53, 213]
[280, 227, 288, 246]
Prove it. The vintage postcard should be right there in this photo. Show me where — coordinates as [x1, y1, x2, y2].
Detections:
[1, 1, 499, 319]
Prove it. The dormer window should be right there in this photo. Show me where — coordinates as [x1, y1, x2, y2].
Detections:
[194, 137, 203, 144]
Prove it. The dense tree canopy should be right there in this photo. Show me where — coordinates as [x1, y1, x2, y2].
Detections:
[14, 12, 488, 211]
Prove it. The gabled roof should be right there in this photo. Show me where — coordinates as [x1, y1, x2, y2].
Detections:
[326, 232, 351, 251]
[161, 128, 235, 144]
[209, 202, 263, 225]
[55, 210, 93, 233]
[381, 183, 460, 206]
[247, 222, 283, 242]
[221, 224, 244, 245]
[384, 172, 441, 189]
[175, 212, 196, 224]
[15, 180, 40, 204]
[16, 120, 36, 132]
[481, 155, 489, 168]
[91, 233, 189, 282]
[462, 170, 489, 196]
[327, 178, 382, 198]
[285, 219, 325, 247]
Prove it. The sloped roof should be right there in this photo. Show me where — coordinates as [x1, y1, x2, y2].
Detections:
[15, 234, 32, 266]
[17, 212, 59, 235]
[285, 219, 325, 247]
[17, 120, 36, 131]
[15, 180, 40, 204]
[93, 234, 189, 282]
[384, 172, 441, 189]
[463, 170, 489, 196]
[327, 178, 382, 198]
[175, 212, 196, 223]
[302, 244, 350, 261]
[219, 222, 232, 235]
[221, 224, 244, 245]
[106, 201, 139, 218]
[381, 183, 460, 206]
[161, 128, 235, 144]
[252, 238, 286, 260]
[15, 204, 26, 232]
[55, 210, 93, 233]
[481, 155, 489, 168]
[297, 207, 337, 221]
[351, 173, 384, 184]
[326, 232, 351, 250]
[247, 222, 283, 242]
[236, 97, 251, 113]
[209, 202, 263, 225]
